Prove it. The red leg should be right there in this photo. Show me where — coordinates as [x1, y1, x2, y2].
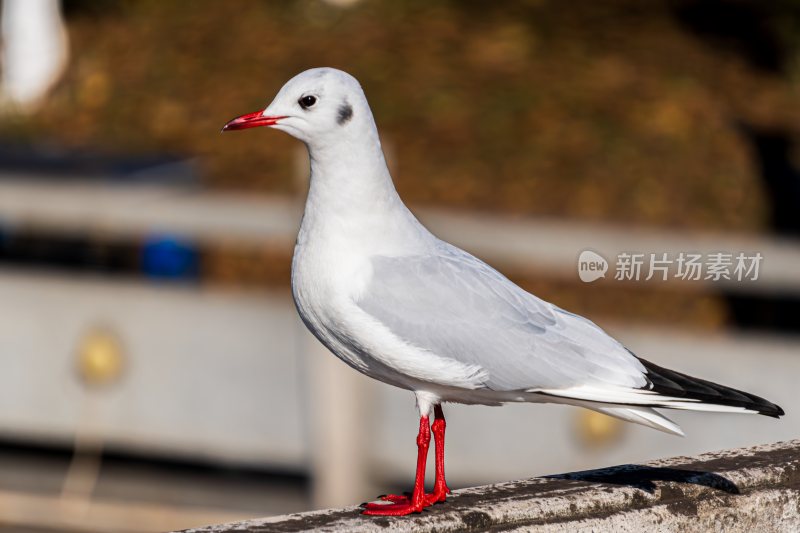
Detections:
[368, 405, 451, 510]
[362, 415, 431, 515]
[430, 404, 451, 502]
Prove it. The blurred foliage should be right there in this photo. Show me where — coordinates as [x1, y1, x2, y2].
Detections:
[9, 0, 800, 231]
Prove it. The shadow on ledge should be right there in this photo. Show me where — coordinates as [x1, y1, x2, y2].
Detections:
[547, 464, 740, 495]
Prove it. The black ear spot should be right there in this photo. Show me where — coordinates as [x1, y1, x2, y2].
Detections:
[337, 102, 353, 125]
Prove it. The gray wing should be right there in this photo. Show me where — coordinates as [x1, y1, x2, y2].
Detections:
[356, 244, 648, 392]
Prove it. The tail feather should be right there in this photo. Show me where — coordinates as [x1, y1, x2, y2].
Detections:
[536, 354, 785, 424]
[636, 357, 785, 418]
[592, 405, 685, 437]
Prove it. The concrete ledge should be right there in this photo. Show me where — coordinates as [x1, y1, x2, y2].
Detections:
[178, 439, 800, 532]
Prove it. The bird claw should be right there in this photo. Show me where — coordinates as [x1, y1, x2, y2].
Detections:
[362, 489, 449, 514]
[362, 500, 426, 516]
[379, 492, 410, 503]
[425, 489, 449, 505]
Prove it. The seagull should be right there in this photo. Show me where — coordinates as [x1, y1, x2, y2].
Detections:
[222, 67, 784, 516]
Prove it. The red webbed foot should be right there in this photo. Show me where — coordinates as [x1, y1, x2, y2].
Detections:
[361, 407, 452, 517]
[362, 487, 449, 513]
[380, 490, 448, 506]
[362, 499, 426, 515]
[377, 492, 408, 503]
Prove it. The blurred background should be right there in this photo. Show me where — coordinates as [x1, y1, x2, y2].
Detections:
[1, 0, 799, 531]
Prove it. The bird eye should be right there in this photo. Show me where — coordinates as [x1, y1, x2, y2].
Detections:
[299, 95, 317, 109]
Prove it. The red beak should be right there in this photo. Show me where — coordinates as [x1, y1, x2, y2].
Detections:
[221, 110, 287, 132]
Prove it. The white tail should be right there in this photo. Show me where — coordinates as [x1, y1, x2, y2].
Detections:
[591, 405, 685, 437]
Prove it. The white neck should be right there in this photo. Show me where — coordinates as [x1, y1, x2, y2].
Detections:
[306, 125, 398, 216]
[303, 109, 419, 224]
[295, 105, 434, 257]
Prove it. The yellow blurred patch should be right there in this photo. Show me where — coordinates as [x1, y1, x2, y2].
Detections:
[76, 327, 124, 387]
[575, 409, 625, 448]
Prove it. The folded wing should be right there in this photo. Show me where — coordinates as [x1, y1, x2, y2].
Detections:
[357, 243, 649, 392]
[356, 243, 783, 420]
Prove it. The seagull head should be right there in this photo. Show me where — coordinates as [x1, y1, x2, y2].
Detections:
[222, 67, 371, 146]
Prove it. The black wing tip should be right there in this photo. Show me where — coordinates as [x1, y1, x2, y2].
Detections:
[636, 356, 785, 419]
[761, 403, 785, 418]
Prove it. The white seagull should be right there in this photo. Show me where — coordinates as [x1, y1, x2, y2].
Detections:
[222, 67, 784, 516]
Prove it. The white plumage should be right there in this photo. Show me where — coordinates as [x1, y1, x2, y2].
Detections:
[223, 67, 782, 515]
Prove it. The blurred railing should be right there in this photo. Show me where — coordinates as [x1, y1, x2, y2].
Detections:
[0, 177, 799, 291]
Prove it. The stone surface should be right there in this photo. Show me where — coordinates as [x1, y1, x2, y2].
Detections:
[178, 439, 800, 532]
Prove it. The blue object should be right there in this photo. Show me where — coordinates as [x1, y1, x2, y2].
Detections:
[141, 235, 200, 280]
